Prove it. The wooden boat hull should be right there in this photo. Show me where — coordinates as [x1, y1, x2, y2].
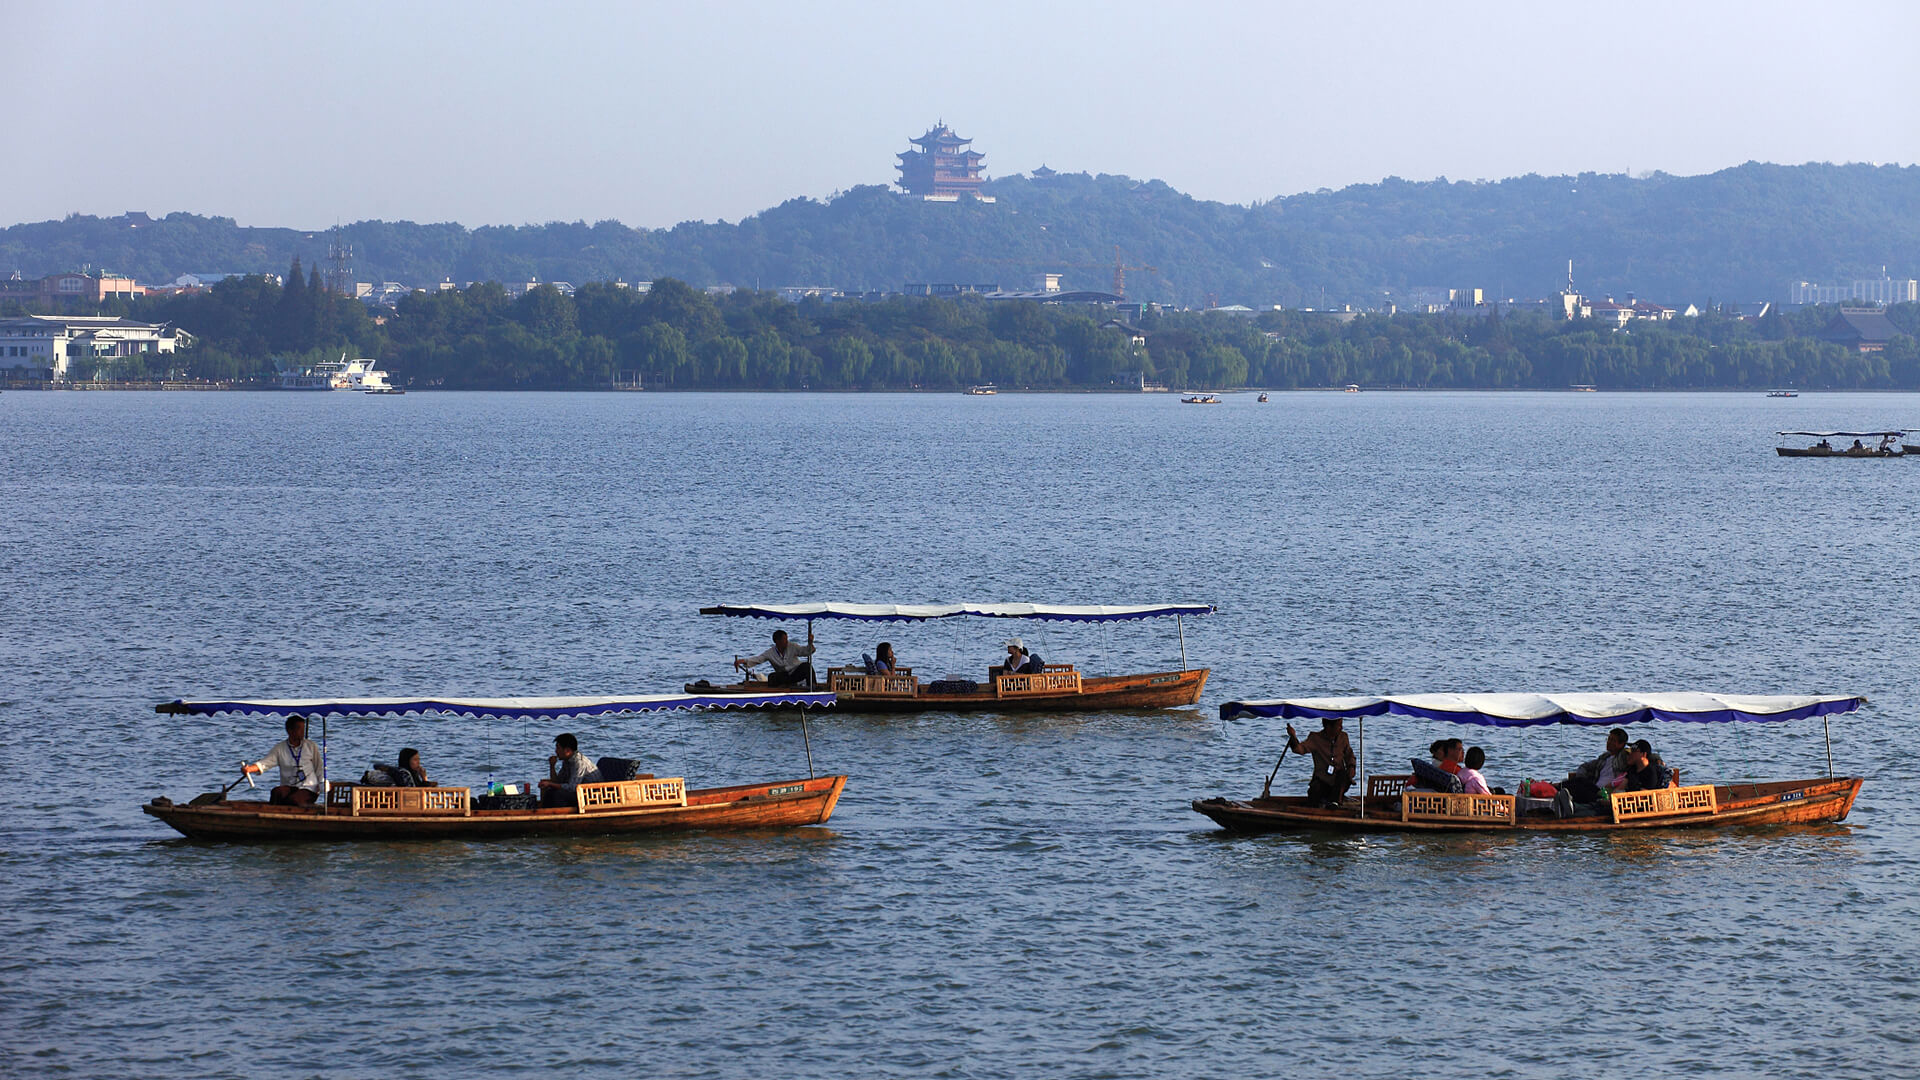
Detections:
[685, 668, 1209, 714]
[1192, 776, 1862, 834]
[1776, 447, 1902, 458]
[143, 774, 846, 842]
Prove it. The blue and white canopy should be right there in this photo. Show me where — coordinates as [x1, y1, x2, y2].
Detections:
[1778, 430, 1906, 438]
[156, 691, 834, 722]
[700, 602, 1214, 623]
[1220, 692, 1865, 728]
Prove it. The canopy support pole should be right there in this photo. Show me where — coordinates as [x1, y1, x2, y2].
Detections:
[1175, 615, 1188, 672]
[1824, 716, 1833, 779]
[1357, 716, 1365, 820]
[801, 713, 815, 779]
[321, 713, 330, 814]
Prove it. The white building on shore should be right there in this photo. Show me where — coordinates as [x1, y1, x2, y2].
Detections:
[0, 315, 192, 380]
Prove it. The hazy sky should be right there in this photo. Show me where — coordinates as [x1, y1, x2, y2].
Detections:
[6, 0, 1917, 229]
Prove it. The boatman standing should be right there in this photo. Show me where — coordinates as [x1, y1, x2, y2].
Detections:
[735, 627, 817, 688]
[1284, 717, 1356, 808]
[243, 714, 326, 806]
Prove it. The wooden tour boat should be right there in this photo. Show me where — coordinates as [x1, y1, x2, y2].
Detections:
[145, 691, 846, 842]
[1180, 393, 1223, 405]
[687, 602, 1213, 713]
[1193, 692, 1866, 834]
[1775, 430, 1907, 457]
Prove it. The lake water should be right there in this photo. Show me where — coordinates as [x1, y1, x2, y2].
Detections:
[2, 389, 1916, 1079]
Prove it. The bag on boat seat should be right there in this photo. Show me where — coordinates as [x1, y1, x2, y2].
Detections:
[929, 679, 978, 694]
[596, 757, 645, 782]
[1409, 758, 1464, 794]
[359, 767, 396, 787]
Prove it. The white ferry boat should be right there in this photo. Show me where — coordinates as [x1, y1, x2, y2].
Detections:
[277, 354, 396, 391]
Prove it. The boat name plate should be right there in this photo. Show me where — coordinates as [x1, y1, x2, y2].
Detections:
[1150, 675, 1180, 685]
[768, 784, 805, 797]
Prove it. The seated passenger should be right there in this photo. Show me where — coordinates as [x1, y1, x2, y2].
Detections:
[1409, 739, 1465, 793]
[1621, 739, 1674, 791]
[1563, 727, 1630, 803]
[539, 733, 602, 808]
[997, 638, 1044, 676]
[1284, 718, 1356, 808]
[871, 642, 898, 675]
[394, 747, 432, 787]
[1458, 745, 1491, 795]
[243, 714, 325, 806]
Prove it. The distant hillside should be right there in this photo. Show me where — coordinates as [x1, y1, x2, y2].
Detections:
[4, 162, 1917, 307]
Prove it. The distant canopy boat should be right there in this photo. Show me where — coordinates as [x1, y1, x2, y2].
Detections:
[1775, 430, 1908, 458]
[1193, 692, 1867, 834]
[144, 691, 845, 842]
[690, 602, 1214, 713]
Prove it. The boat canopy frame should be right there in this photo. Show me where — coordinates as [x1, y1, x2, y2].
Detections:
[702, 602, 1215, 672]
[1220, 693, 1866, 819]
[155, 690, 838, 792]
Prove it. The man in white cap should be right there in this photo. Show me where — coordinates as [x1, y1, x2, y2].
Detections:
[998, 637, 1042, 676]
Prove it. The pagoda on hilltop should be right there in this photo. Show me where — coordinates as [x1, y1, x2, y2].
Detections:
[896, 122, 993, 201]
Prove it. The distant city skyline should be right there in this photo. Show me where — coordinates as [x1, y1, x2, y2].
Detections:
[4, 0, 1918, 230]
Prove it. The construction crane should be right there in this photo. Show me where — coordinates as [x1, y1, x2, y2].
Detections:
[1109, 246, 1158, 300]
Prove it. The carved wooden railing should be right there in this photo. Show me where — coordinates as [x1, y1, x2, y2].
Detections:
[330, 785, 472, 817]
[994, 667, 1082, 697]
[576, 777, 688, 813]
[1609, 783, 1717, 823]
[1367, 774, 1413, 799]
[1401, 791, 1515, 824]
[827, 667, 921, 698]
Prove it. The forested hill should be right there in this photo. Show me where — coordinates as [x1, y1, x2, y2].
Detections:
[4, 162, 1917, 307]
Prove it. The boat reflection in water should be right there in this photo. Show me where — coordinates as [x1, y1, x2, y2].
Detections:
[1194, 692, 1866, 834]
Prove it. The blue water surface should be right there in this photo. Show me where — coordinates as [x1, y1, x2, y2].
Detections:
[0, 389, 1914, 1079]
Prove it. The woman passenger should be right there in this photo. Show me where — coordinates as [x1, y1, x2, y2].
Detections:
[873, 642, 897, 674]
[1458, 746, 1491, 795]
[396, 747, 431, 787]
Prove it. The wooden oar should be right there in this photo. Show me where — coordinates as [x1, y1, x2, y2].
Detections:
[189, 764, 257, 806]
[1261, 745, 1289, 799]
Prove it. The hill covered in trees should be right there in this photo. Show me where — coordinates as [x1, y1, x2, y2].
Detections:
[4, 162, 1918, 308]
[36, 263, 1920, 392]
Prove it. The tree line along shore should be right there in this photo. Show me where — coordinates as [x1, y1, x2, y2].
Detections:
[9, 264, 1919, 391]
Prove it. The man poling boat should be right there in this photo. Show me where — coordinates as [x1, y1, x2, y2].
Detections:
[144, 691, 845, 841]
[1194, 692, 1867, 833]
[689, 602, 1214, 713]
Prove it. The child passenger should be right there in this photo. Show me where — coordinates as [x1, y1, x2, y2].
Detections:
[1458, 745, 1491, 795]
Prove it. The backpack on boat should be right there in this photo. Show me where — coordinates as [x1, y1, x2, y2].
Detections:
[1409, 758, 1464, 794]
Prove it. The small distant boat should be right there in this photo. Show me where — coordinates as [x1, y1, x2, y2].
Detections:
[1775, 430, 1908, 458]
[1767, 389, 1800, 398]
[1343, 384, 1361, 393]
[1180, 393, 1222, 405]
[965, 384, 998, 396]
[1570, 384, 1597, 392]
[1257, 393, 1270, 403]
[277, 354, 396, 391]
